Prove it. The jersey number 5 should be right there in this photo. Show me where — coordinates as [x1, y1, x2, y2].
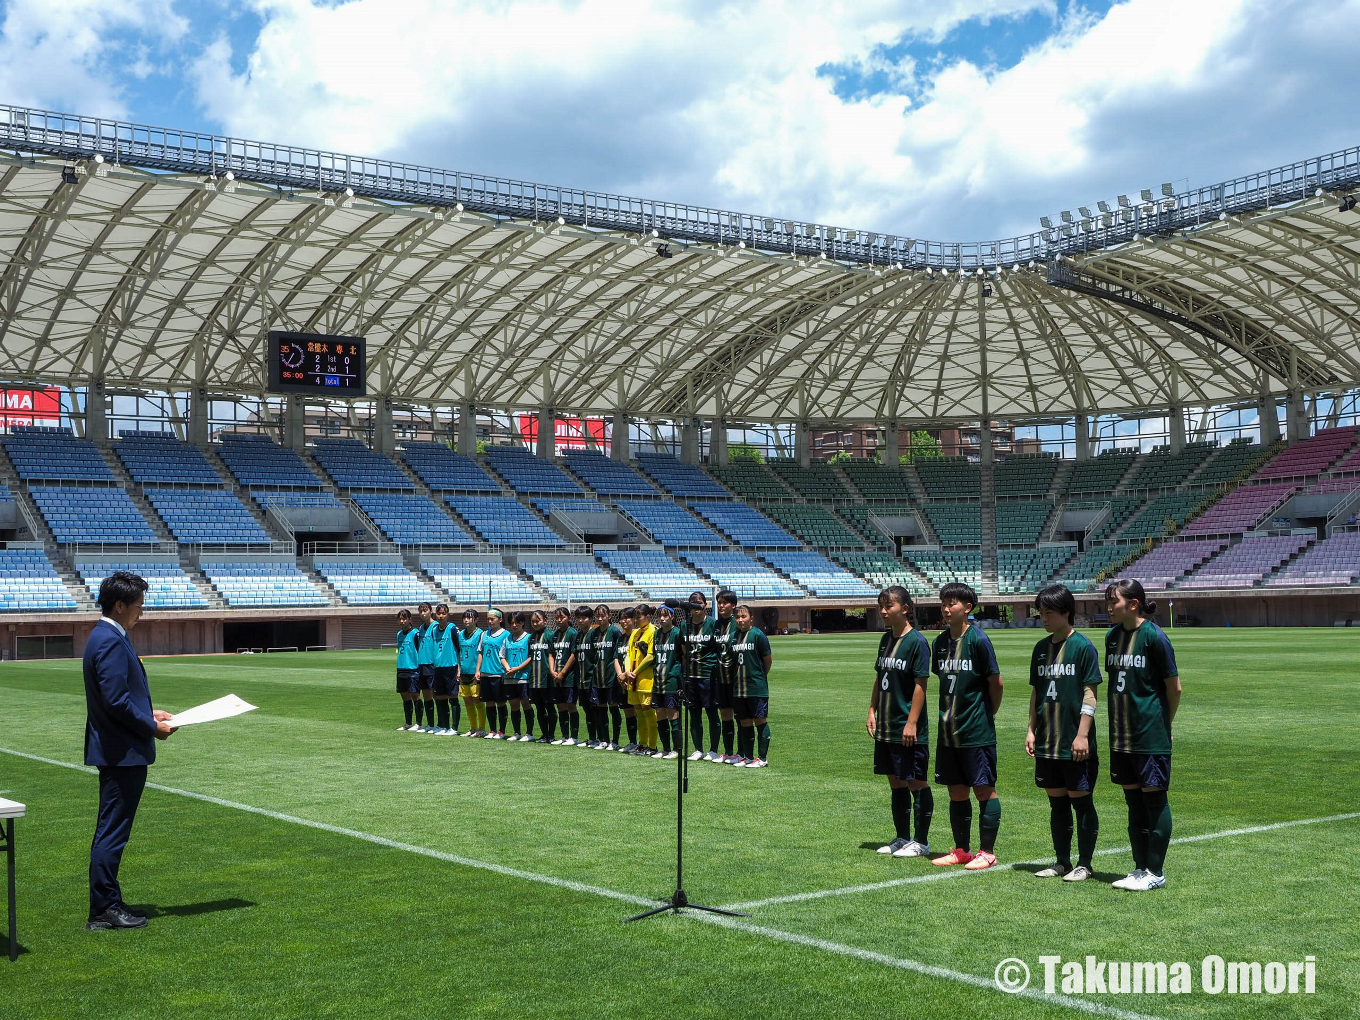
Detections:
[1116, 670, 1127, 693]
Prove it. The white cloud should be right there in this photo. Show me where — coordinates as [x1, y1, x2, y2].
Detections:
[0, 0, 186, 116]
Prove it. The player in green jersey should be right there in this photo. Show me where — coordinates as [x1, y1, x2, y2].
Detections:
[931, 582, 1003, 870]
[1025, 585, 1101, 882]
[681, 592, 723, 761]
[651, 602, 684, 759]
[550, 606, 583, 746]
[868, 586, 934, 857]
[574, 607, 602, 747]
[527, 610, 558, 743]
[593, 604, 626, 750]
[1105, 578, 1181, 892]
[714, 590, 740, 762]
[732, 605, 772, 768]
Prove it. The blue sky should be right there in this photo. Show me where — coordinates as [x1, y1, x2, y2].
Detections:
[1, 0, 1356, 241]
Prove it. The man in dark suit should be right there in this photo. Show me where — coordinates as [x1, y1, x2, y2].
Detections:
[84, 571, 174, 931]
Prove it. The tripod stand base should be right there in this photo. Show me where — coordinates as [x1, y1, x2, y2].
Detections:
[623, 888, 749, 923]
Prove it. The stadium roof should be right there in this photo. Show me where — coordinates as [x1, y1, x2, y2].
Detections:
[1, 104, 1359, 424]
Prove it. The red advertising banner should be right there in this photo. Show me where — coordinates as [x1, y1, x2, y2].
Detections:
[517, 414, 609, 452]
[1, 386, 62, 428]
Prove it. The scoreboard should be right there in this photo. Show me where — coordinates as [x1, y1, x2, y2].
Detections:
[267, 331, 366, 396]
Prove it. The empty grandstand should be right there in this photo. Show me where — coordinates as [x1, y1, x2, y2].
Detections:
[73, 558, 207, 609]
[0, 548, 78, 611]
[145, 489, 273, 546]
[561, 449, 658, 495]
[518, 558, 639, 602]
[679, 551, 807, 599]
[351, 493, 476, 547]
[400, 443, 502, 492]
[312, 438, 414, 491]
[484, 446, 582, 494]
[689, 503, 802, 548]
[635, 454, 730, 498]
[313, 557, 436, 605]
[419, 557, 542, 604]
[199, 557, 330, 607]
[446, 496, 566, 547]
[595, 549, 712, 600]
[613, 500, 727, 547]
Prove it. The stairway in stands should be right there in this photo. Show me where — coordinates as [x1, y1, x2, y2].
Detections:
[979, 459, 998, 593]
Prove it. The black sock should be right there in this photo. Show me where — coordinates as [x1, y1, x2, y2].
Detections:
[450, 700, 461, 731]
[403, 699, 414, 726]
[689, 710, 704, 751]
[1143, 790, 1172, 876]
[611, 706, 622, 743]
[569, 710, 579, 740]
[510, 708, 522, 736]
[979, 797, 1001, 853]
[584, 705, 597, 743]
[890, 786, 911, 840]
[722, 719, 735, 756]
[497, 704, 509, 733]
[659, 719, 672, 753]
[525, 704, 536, 736]
[949, 799, 972, 851]
[545, 705, 557, 741]
[1072, 795, 1099, 869]
[669, 718, 682, 751]
[1124, 788, 1149, 871]
[913, 786, 934, 845]
[706, 707, 720, 752]
[1049, 796, 1074, 867]
[756, 722, 770, 761]
[626, 714, 638, 745]
[413, 699, 425, 726]
[738, 725, 753, 759]
[436, 700, 450, 730]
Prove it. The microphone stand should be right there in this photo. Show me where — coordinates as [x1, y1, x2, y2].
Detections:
[623, 695, 748, 923]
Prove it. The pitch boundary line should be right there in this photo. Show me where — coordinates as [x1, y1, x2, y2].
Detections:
[0, 746, 1168, 1019]
[720, 811, 1360, 911]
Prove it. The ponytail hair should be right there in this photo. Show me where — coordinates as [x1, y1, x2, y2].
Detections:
[877, 585, 914, 621]
[1104, 578, 1158, 617]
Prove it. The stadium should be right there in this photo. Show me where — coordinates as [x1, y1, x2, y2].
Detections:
[3, 96, 1359, 1020]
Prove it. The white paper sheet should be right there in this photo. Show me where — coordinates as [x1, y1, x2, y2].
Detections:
[167, 694, 258, 728]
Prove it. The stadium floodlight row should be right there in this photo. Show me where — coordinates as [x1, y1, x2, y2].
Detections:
[2, 422, 1360, 622]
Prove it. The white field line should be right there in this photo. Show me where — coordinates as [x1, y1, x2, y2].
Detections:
[3, 748, 1162, 1020]
[0, 747, 654, 907]
[720, 811, 1360, 911]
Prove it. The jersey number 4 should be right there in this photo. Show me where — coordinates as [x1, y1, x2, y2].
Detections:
[1046, 680, 1058, 700]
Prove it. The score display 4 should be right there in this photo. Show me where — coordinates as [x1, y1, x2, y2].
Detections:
[267, 331, 366, 396]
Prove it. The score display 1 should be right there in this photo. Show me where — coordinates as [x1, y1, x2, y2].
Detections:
[267, 331, 366, 396]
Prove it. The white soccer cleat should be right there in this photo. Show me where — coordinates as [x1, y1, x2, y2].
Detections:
[1062, 865, 1093, 882]
[701, 751, 720, 762]
[550, 738, 564, 745]
[662, 750, 679, 759]
[687, 750, 704, 761]
[1034, 864, 1070, 878]
[1126, 871, 1166, 891]
[744, 758, 768, 768]
[563, 737, 577, 746]
[729, 756, 748, 767]
[1111, 869, 1146, 890]
[893, 840, 929, 858]
[878, 837, 909, 855]
[444, 728, 459, 736]
[396, 724, 410, 731]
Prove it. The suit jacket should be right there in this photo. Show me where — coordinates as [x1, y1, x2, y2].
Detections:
[83, 618, 157, 767]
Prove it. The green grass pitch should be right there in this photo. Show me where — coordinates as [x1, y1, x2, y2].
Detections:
[2, 628, 1358, 1019]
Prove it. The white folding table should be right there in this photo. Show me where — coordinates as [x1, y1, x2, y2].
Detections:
[0, 797, 24, 962]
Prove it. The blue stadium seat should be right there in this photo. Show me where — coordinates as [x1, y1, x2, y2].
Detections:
[757, 551, 877, 597]
[483, 447, 583, 494]
[75, 559, 208, 609]
[613, 500, 727, 546]
[421, 558, 541, 603]
[594, 549, 709, 600]
[312, 557, 435, 605]
[351, 493, 475, 546]
[635, 454, 730, 498]
[28, 486, 158, 544]
[518, 560, 638, 602]
[199, 557, 329, 607]
[688, 503, 801, 547]
[561, 449, 658, 496]
[144, 489, 272, 545]
[2, 425, 115, 482]
[400, 443, 502, 492]
[312, 438, 414, 490]
[0, 548, 78, 611]
[677, 550, 806, 598]
[446, 496, 565, 546]
[217, 434, 324, 489]
[115, 431, 223, 486]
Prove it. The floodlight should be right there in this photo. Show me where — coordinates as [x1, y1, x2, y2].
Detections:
[1161, 183, 1174, 197]
[803, 223, 817, 237]
[651, 228, 659, 238]
[1140, 189, 1153, 202]
[1060, 211, 1073, 223]
[845, 230, 857, 243]
[1101, 213, 1113, 227]
[763, 218, 775, 231]
[737, 240, 746, 249]
[1078, 206, 1092, 218]
[884, 235, 897, 246]
[783, 220, 795, 233]
[556, 215, 565, 226]
[1097, 200, 1110, 213]
[455, 202, 463, 212]
[1117, 195, 1130, 208]
[1040, 216, 1052, 228]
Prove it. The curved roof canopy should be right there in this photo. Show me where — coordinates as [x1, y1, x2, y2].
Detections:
[1, 104, 1358, 424]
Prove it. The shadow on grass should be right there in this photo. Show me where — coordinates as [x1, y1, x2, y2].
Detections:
[126, 898, 257, 918]
[1, 938, 29, 959]
[1010, 862, 1128, 884]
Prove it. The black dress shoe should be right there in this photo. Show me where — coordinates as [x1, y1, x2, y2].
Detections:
[86, 905, 148, 930]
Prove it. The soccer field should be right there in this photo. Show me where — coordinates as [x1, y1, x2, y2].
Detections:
[3, 628, 1358, 1020]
